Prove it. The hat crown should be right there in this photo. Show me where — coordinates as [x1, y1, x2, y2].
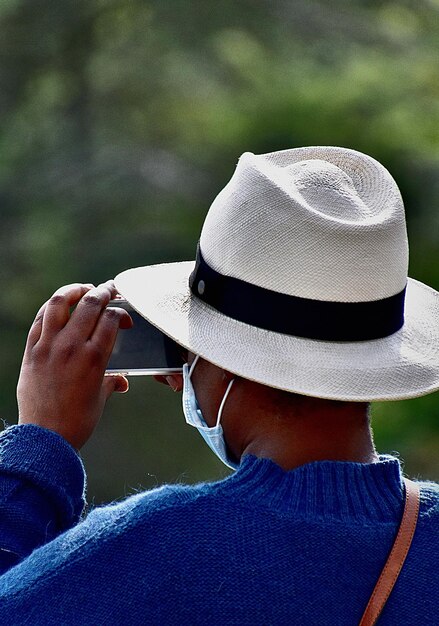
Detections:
[200, 147, 408, 302]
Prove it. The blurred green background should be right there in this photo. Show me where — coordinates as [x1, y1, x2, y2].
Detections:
[1, 0, 438, 503]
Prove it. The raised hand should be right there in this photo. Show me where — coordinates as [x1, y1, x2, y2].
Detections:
[17, 281, 133, 449]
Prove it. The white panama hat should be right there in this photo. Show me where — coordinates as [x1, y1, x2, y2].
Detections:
[115, 146, 439, 402]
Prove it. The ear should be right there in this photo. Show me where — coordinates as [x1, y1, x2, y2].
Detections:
[153, 374, 184, 392]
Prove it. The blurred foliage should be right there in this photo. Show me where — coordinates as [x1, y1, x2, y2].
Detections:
[0, 0, 438, 502]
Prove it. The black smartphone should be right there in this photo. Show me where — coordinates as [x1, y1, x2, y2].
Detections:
[105, 300, 184, 376]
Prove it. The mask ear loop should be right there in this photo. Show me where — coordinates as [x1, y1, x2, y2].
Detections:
[189, 354, 200, 378]
[189, 355, 234, 428]
[216, 379, 234, 427]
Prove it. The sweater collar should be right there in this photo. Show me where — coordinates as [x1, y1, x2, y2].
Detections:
[217, 454, 404, 523]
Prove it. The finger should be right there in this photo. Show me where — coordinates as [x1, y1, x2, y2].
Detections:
[39, 284, 94, 341]
[90, 306, 133, 363]
[25, 302, 49, 349]
[152, 374, 183, 391]
[114, 307, 134, 330]
[102, 374, 129, 399]
[67, 281, 120, 341]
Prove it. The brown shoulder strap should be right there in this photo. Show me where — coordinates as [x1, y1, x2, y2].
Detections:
[359, 478, 420, 626]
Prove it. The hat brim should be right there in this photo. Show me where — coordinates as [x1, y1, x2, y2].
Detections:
[115, 262, 439, 402]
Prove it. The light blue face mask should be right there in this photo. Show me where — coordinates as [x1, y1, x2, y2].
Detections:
[182, 355, 238, 470]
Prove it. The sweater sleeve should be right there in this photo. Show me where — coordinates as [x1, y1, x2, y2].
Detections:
[0, 424, 86, 574]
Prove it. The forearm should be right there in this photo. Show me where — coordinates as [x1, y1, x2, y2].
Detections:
[0, 424, 85, 575]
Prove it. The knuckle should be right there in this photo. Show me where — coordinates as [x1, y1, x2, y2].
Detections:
[103, 307, 119, 321]
[32, 342, 49, 362]
[58, 341, 78, 361]
[82, 293, 102, 308]
[49, 294, 66, 307]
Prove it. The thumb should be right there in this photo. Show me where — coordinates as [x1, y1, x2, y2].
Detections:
[102, 374, 129, 399]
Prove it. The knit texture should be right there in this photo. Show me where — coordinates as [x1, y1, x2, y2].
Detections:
[0, 424, 85, 571]
[0, 424, 437, 625]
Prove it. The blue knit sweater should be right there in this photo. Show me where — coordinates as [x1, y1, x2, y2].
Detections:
[0, 425, 437, 625]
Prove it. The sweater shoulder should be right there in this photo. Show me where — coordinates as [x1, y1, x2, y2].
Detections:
[418, 479, 439, 519]
[85, 477, 221, 529]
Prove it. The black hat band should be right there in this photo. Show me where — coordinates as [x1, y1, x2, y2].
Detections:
[189, 244, 406, 342]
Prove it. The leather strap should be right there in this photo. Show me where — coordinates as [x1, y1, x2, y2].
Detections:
[359, 478, 420, 626]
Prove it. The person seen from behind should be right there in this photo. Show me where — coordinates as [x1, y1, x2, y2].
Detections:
[0, 146, 438, 625]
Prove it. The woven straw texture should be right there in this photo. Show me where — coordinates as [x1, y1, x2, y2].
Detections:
[115, 146, 439, 401]
[200, 147, 408, 302]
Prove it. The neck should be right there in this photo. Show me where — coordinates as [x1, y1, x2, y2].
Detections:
[242, 422, 378, 472]
[226, 382, 378, 471]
